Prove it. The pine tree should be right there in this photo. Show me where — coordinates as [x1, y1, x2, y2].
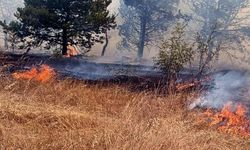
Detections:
[118, 0, 181, 59]
[1, 0, 116, 55]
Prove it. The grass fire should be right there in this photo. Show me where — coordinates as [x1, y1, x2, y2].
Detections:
[198, 103, 250, 137]
[0, 72, 249, 149]
[0, 0, 250, 149]
[12, 65, 55, 83]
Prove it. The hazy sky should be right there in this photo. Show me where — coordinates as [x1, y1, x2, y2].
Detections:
[109, 0, 120, 14]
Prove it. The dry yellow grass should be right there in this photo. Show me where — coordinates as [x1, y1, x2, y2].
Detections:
[0, 76, 249, 150]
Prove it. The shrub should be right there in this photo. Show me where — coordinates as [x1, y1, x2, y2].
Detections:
[154, 23, 194, 90]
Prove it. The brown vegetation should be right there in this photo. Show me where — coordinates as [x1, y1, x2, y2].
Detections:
[0, 75, 249, 149]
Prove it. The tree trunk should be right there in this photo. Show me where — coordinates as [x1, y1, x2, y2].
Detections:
[101, 31, 109, 56]
[4, 32, 8, 50]
[62, 28, 68, 55]
[137, 15, 147, 59]
[3, 20, 8, 50]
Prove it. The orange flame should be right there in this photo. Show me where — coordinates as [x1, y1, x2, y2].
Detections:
[176, 76, 212, 92]
[199, 102, 250, 137]
[176, 82, 196, 91]
[12, 65, 55, 83]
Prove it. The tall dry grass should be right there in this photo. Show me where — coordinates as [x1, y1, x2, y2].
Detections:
[0, 75, 249, 149]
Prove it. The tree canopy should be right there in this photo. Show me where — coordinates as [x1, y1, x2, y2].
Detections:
[1, 0, 116, 55]
[118, 0, 180, 59]
[187, 0, 250, 73]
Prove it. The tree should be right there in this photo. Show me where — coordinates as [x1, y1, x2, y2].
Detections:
[0, 21, 23, 51]
[101, 30, 109, 56]
[0, 0, 24, 49]
[187, 0, 250, 75]
[118, 0, 182, 59]
[1, 0, 116, 55]
[154, 23, 194, 91]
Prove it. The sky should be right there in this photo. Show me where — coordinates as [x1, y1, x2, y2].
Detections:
[108, 0, 120, 14]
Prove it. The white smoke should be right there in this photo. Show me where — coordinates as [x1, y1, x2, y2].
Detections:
[190, 71, 250, 109]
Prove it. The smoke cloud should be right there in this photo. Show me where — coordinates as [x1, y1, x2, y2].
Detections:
[190, 70, 250, 110]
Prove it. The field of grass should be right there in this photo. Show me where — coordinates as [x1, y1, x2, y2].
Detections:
[0, 75, 249, 149]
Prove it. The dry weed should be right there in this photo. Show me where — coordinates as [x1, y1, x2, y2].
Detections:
[0, 76, 249, 149]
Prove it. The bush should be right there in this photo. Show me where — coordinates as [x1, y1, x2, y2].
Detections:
[154, 23, 194, 89]
[52, 47, 63, 58]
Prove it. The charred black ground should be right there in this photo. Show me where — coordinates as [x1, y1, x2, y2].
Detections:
[0, 53, 167, 91]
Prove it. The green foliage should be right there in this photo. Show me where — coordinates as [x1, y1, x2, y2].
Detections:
[1, 0, 116, 54]
[0, 20, 24, 50]
[52, 47, 63, 58]
[0, 21, 20, 33]
[154, 23, 194, 82]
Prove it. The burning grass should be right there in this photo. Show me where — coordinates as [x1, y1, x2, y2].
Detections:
[198, 103, 250, 137]
[0, 73, 249, 149]
[12, 65, 55, 83]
